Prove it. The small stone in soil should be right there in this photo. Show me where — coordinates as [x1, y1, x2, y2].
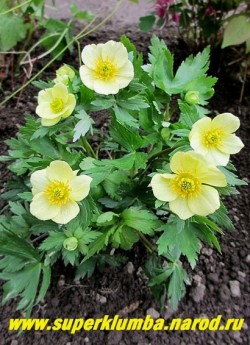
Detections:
[207, 273, 219, 283]
[245, 254, 250, 263]
[126, 261, 134, 274]
[219, 285, 231, 301]
[146, 307, 160, 319]
[191, 284, 206, 303]
[230, 280, 241, 298]
[96, 293, 107, 304]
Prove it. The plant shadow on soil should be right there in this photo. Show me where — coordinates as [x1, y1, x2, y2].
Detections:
[0, 24, 249, 345]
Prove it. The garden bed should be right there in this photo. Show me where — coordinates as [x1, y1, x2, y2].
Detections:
[0, 24, 249, 345]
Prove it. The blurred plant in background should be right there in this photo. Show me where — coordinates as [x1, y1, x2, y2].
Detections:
[139, 0, 250, 51]
[0, 0, 94, 83]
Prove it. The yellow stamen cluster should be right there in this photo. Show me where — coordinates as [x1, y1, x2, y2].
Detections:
[95, 58, 117, 81]
[203, 129, 223, 148]
[172, 173, 201, 198]
[50, 97, 64, 113]
[44, 180, 71, 205]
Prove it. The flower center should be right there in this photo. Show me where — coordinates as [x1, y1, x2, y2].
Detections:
[172, 173, 201, 198]
[50, 97, 64, 113]
[44, 180, 71, 205]
[95, 58, 117, 81]
[203, 129, 223, 148]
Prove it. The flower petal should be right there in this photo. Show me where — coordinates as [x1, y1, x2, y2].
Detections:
[101, 41, 129, 68]
[191, 116, 212, 133]
[211, 113, 240, 133]
[219, 133, 244, 154]
[81, 43, 103, 69]
[170, 151, 205, 174]
[93, 79, 120, 95]
[61, 94, 76, 118]
[30, 169, 49, 195]
[70, 175, 92, 201]
[188, 185, 220, 216]
[205, 148, 230, 166]
[52, 83, 69, 99]
[199, 165, 227, 187]
[116, 61, 134, 88]
[79, 65, 95, 89]
[47, 161, 74, 182]
[30, 193, 60, 220]
[151, 174, 177, 202]
[41, 116, 61, 126]
[52, 200, 80, 224]
[169, 197, 194, 220]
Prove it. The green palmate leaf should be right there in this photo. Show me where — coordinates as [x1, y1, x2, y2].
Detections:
[222, 15, 250, 49]
[209, 203, 234, 231]
[139, 15, 155, 32]
[84, 227, 116, 260]
[218, 167, 248, 186]
[73, 110, 92, 142]
[36, 265, 51, 304]
[110, 120, 144, 151]
[122, 207, 162, 235]
[66, 197, 95, 232]
[0, 256, 27, 273]
[39, 231, 66, 252]
[195, 224, 221, 254]
[194, 216, 223, 234]
[171, 47, 211, 93]
[96, 212, 119, 226]
[148, 36, 174, 94]
[62, 248, 79, 266]
[112, 225, 139, 250]
[148, 267, 173, 287]
[183, 75, 217, 105]
[157, 221, 200, 269]
[0, 231, 40, 262]
[113, 106, 139, 128]
[0, 262, 43, 315]
[99, 152, 148, 171]
[75, 257, 97, 280]
[117, 96, 149, 111]
[103, 170, 130, 200]
[168, 264, 188, 310]
[0, 15, 28, 50]
[91, 98, 115, 110]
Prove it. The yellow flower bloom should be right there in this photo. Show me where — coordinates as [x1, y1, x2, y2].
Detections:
[30, 160, 92, 224]
[151, 151, 227, 220]
[189, 113, 244, 166]
[79, 40, 134, 95]
[36, 83, 76, 126]
[54, 64, 75, 85]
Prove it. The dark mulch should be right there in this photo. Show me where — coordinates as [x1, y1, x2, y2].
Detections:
[0, 24, 249, 345]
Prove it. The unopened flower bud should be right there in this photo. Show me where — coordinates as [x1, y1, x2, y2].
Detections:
[184, 91, 200, 105]
[161, 127, 171, 142]
[63, 237, 78, 251]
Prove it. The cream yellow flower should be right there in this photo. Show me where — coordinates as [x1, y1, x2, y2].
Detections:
[151, 151, 227, 220]
[30, 161, 92, 224]
[189, 113, 244, 166]
[54, 64, 75, 85]
[79, 40, 134, 95]
[36, 83, 76, 126]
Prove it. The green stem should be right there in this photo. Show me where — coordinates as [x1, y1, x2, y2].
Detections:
[137, 232, 155, 254]
[0, 0, 32, 16]
[0, 0, 124, 107]
[163, 103, 170, 121]
[81, 136, 97, 159]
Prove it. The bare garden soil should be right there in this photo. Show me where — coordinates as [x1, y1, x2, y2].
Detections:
[0, 24, 249, 345]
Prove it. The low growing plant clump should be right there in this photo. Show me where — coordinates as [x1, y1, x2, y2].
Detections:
[0, 35, 246, 315]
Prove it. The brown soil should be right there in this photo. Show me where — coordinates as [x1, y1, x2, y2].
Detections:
[0, 24, 249, 345]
